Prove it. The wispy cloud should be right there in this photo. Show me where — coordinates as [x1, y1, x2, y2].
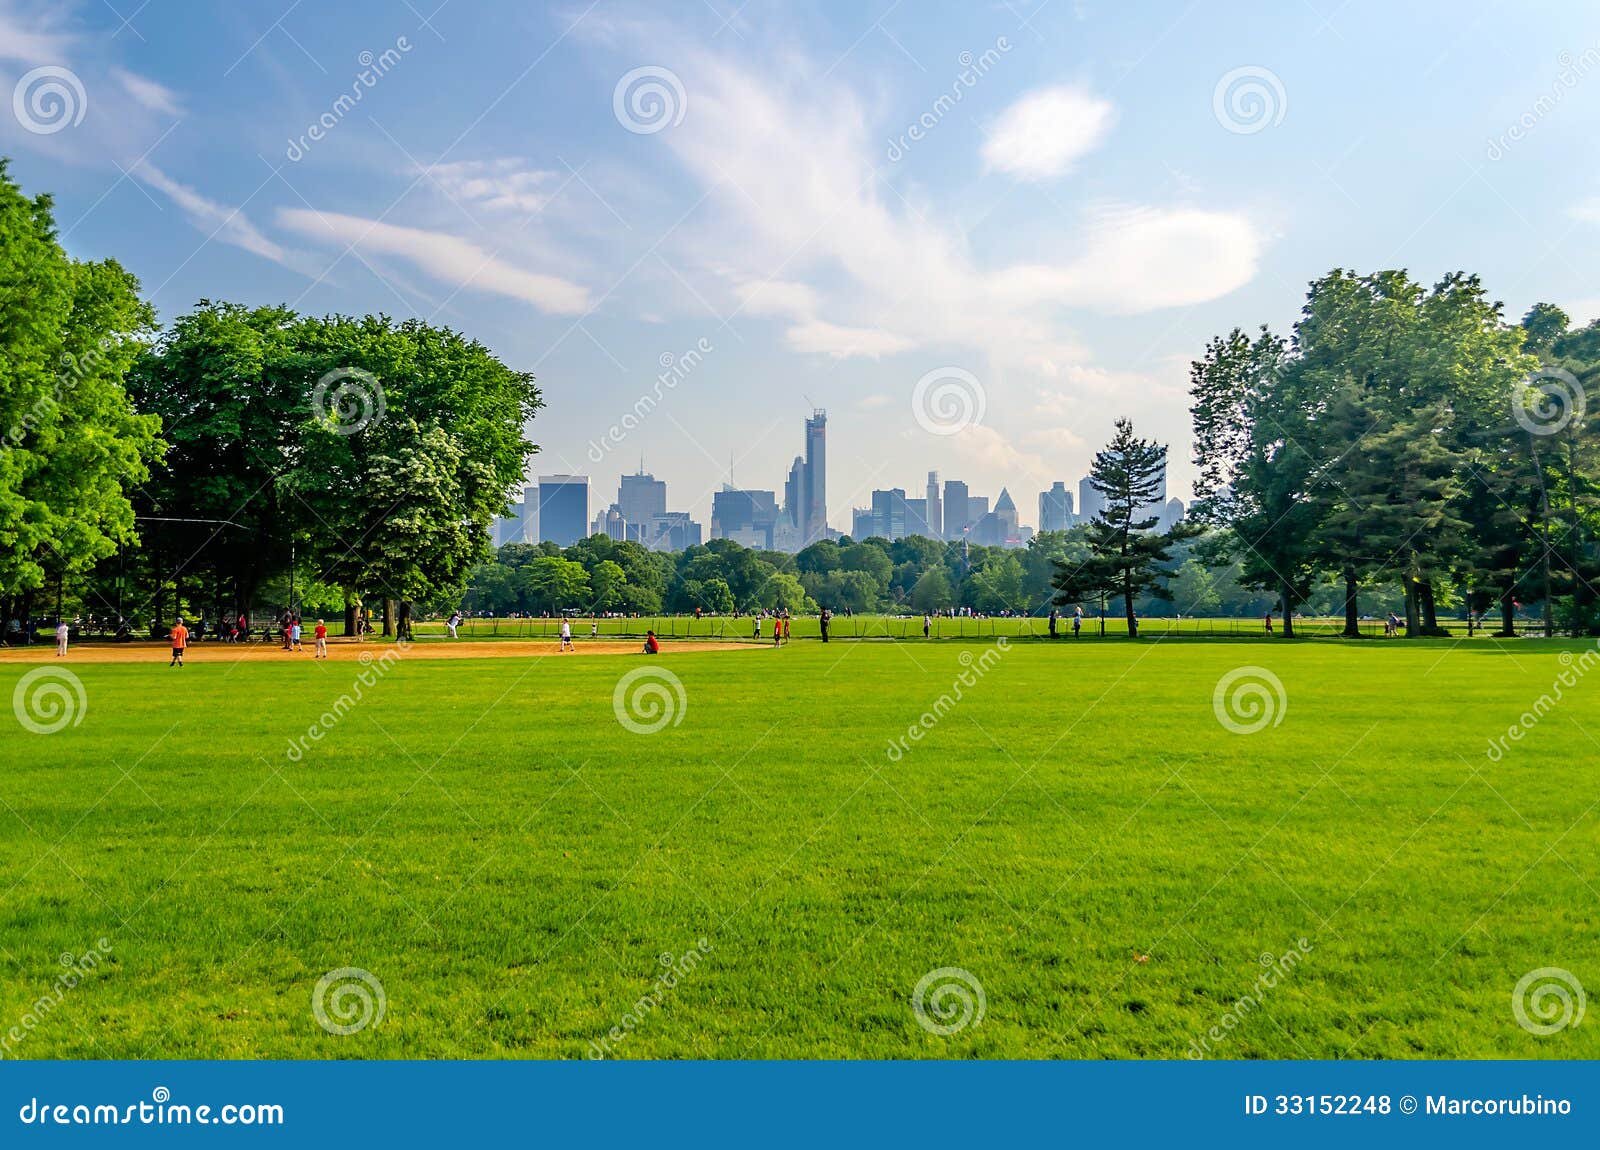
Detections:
[982, 86, 1115, 181]
[277, 208, 592, 314]
[134, 162, 306, 270]
[422, 158, 556, 214]
[112, 68, 182, 116]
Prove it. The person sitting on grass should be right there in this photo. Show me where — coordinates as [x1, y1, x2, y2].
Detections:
[643, 630, 660, 655]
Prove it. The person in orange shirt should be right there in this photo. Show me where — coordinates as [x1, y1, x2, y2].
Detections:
[169, 617, 189, 667]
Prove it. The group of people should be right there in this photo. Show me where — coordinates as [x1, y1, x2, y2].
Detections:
[754, 611, 794, 646]
[1045, 607, 1086, 638]
[273, 613, 329, 657]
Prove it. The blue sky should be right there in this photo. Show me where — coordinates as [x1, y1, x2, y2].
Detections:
[4, 0, 1600, 530]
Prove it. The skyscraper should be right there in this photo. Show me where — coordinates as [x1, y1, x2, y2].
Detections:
[1078, 476, 1104, 524]
[618, 469, 667, 538]
[803, 409, 827, 544]
[926, 471, 942, 538]
[537, 475, 589, 546]
[712, 486, 779, 549]
[866, 488, 908, 540]
[942, 479, 969, 541]
[1039, 481, 1074, 532]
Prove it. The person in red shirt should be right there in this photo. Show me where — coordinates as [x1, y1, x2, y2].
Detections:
[169, 618, 189, 667]
[314, 619, 329, 659]
[643, 630, 660, 655]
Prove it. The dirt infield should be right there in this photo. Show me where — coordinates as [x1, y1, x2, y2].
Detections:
[0, 638, 759, 665]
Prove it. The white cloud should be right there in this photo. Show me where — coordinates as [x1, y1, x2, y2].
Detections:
[133, 162, 302, 268]
[277, 208, 591, 314]
[423, 159, 554, 214]
[735, 278, 818, 319]
[112, 68, 181, 115]
[982, 86, 1115, 181]
[785, 320, 914, 359]
[0, 5, 71, 62]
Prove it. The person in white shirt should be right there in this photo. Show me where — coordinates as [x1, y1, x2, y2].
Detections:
[559, 619, 574, 651]
[55, 619, 69, 657]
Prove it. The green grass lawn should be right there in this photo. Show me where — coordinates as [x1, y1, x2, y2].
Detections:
[2, 636, 1596, 1059]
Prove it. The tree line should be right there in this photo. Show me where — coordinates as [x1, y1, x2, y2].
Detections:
[1050, 270, 1597, 637]
[6, 154, 1593, 639]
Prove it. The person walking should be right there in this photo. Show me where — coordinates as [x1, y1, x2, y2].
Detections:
[1264, 610, 1274, 636]
[1072, 606, 1082, 638]
[559, 618, 574, 651]
[291, 617, 304, 651]
[55, 618, 69, 657]
[819, 608, 830, 643]
[314, 619, 328, 658]
[783, 615, 791, 645]
[923, 613, 932, 639]
[169, 617, 189, 667]
[1049, 609, 1058, 639]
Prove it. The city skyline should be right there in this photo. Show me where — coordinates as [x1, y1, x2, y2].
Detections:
[501, 423, 1185, 552]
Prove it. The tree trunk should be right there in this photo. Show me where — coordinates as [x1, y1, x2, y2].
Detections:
[1420, 581, 1438, 632]
[397, 601, 413, 641]
[1404, 579, 1420, 638]
[343, 592, 357, 637]
[383, 599, 394, 637]
[1123, 585, 1137, 639]
[1342, 566, 1359, 637]
[1280, 581, 1295, 638]
[1499, 584, 1516, 637]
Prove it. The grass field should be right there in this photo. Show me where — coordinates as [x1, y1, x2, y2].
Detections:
[3, 634, 1597, 1059]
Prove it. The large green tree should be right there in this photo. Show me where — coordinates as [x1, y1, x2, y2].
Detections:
[0, 161, 161, 619]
